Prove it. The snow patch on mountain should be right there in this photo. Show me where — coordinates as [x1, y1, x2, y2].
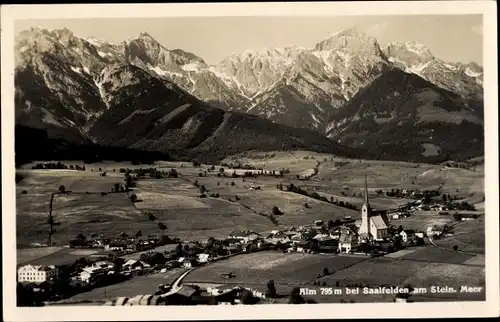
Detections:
[310, 112, 322, 126]
[404, 41, 430, 55]
[70, 66, 82, 74]
[148, 65, 183, 78]
[97, 50, 113, 58]
[407, 60, 432, 74]
[465, 67, 482, 78]
[444, 63, 458, 70]
[182, 63, 203, 72]
[41, 108, 63, 127]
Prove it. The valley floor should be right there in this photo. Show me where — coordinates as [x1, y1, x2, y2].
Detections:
[14, 152, 486, 304]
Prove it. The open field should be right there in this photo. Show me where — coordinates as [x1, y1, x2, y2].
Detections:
[224, 151, 484, 195]
[183, 251, 368, 286]
[68, 268, 186, 301]
[432, 217, 485, 254]
[389, 211, 455, 232]
[404, 262, 485, 301]
[17, 247, 106, 266]
[318, 256, 424, 287]
[16, 152, 485, 284]
[399, 246, 475, 264]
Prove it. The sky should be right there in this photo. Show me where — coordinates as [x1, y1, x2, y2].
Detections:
[14, 15, 483, 65]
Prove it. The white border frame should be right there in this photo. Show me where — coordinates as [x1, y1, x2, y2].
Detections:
[2, 1, 498, 320]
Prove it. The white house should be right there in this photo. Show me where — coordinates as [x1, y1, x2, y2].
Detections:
[17, 265, 60, 283]
[400, 230, 416, 243]
[197, 253, 211, 263]
[178, 257, 197, 269]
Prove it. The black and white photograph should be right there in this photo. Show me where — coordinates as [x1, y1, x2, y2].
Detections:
[2, 1, 498, 320]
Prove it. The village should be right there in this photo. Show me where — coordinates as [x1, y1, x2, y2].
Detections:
[16, 168, 483, 306]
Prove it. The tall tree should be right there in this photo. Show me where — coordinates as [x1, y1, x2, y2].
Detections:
[266, 280, 277, 298]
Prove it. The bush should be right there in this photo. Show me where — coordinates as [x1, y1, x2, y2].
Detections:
[231, 181, 235, 186]
[272, 206, 283, 216]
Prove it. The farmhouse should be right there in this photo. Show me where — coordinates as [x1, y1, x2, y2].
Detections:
[92, 260, 114, 270]
[17, 265, 60, 283]
[427, 225, 444, 237]
[105, 240, 128, 251]
[415, 231, 425, 238]
[178, 257, 199, 269]
[266, 231, 291, 244]
[228, 230, 261, 243]
[338, 227, 359, 253]
[80, 266, 106, 283]
[391, 211, 410, 219]
[358, 175, 390, 242]
[197, 253, 212, 263]
[123, 259, 151, 271]
[400, 230, 416, 243]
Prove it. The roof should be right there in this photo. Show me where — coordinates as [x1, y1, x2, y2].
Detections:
[339, 232, 356, 244]
[81, 266, 105, 274]
[370, 215, 388, 230]
[380, 213, 390, 225]
[313, 234, 333, 242]
[18, 265, 57, 272]
[175, 285, 198, 298]
[94, 261, 111, 266]
[124, 259, 138, 266]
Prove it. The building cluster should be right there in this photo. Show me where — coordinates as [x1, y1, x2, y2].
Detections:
[70, 234, 173, 255]
[103, 284, 266, 306]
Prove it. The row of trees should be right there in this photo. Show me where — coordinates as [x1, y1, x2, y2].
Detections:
[32, 162, 85, 171]
[278, 183, 358, 211]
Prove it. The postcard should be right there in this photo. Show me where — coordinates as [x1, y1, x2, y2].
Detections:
[2, 1, 498, 320]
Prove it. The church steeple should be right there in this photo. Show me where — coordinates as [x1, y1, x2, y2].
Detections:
[359, 174, 371, 237]
[364, 174, 369, 207]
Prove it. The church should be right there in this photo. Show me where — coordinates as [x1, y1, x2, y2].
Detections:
[357, 175, 390, 242]
[337, 175, 391, 253]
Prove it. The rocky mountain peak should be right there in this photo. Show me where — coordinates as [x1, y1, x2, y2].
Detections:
[314, 27, 386, 58]
[384, 41, 435, 62]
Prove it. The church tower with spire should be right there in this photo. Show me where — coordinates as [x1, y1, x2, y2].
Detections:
[359, 174, 371, 236]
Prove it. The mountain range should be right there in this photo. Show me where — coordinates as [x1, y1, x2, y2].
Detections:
[14, 26, 484, 163]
